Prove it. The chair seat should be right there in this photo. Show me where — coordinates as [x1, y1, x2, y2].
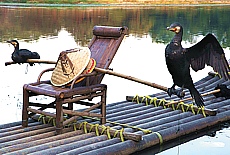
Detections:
[25, 83, 69, 97]
[25, 82, 107, 99]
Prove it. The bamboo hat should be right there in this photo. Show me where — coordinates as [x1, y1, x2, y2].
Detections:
[51, 48, 91, 86]
[67, 58, 96, 85]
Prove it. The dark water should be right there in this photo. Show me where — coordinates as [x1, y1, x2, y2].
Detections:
[0, 5, 230, 154]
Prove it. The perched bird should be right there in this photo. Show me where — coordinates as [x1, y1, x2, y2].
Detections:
[165, 22, 230, 107]
[214, 84, 230, 99]
[7, 40, 40, 66]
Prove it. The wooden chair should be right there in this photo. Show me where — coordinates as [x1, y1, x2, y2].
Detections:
[22, 26, 128, 134]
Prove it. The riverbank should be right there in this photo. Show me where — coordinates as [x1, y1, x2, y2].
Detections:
[0, 0, 230, 6]
[0, 3, 230, 8]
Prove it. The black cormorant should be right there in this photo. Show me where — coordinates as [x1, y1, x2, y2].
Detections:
[165, 22, 230, 107]
[7, 40, 40, 66]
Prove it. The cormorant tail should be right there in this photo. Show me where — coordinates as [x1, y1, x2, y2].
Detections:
[189, 86, 204, 107]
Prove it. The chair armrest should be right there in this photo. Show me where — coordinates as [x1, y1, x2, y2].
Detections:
[70, 71, 98, 89]
[37, 68, 55, 83]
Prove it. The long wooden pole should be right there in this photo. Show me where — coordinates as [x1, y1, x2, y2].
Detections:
[94, 67, 168, 92]
[5, 59, 168, 91]
[5, 59, 221, 101]
[5, 59, 56, 66]
[94, 67, 224, 105]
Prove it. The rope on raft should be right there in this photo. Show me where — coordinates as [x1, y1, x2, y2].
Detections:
[36, 114, 164, 144]
[36, 115, 151, 142]
[128, 95, 217, 117]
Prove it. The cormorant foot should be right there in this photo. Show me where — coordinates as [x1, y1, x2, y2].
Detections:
[29, 63, 35, 66]
[167, 87, 175, 97]
[167, 87, 185, 98]
[175, 89, 185, 99]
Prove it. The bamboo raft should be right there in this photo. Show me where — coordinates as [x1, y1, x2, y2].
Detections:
[1, 72, 230, 155]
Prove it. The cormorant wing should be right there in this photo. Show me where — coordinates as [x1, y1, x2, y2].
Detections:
[18, 49, 40, 59]
[18, 49, 33, 57]
[185, 33, 230, 80]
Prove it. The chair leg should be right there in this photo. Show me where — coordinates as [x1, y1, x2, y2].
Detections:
[56, 99, 63, 134]
[67, 103, 73, 118]
[22, 87, 29, 127]
[68, 103, 73, 110]
[101, 88, 106, 124]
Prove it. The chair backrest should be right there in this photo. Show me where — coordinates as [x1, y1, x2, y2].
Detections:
[85, 26, 128, 86]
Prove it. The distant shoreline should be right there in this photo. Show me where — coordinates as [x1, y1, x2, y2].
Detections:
[0, 2, 230, 8]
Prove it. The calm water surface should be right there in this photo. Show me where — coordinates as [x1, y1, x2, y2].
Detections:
[0, 5, 230, 154]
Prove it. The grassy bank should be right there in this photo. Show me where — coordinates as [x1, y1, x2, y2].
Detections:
[1, 0, 230, 5]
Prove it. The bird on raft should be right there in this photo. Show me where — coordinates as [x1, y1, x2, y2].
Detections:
[165, 22, 230, 107]
[7, 40, 40, 66]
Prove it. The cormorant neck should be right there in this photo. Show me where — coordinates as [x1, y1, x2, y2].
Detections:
[172, 32, 182, 44]
[14, 45, 19, 51]
[171, 30, 183, 45]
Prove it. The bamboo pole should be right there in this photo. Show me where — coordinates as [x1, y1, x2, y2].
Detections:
[4, 59, 168, 92]
[94, 67, 223, 111]
[5, 59, 56, 66]
[32, 114, 142, 142]
[2, 131, 96, 155]
[5, 59, 167, 91]
[126, 96, 217, 116]
[27, 107, 56, 118]
[165, 89, 221, 106]
[6, 59, 221, 101]
[83, 110, 230, 155]
[63, 102, 102, 126]
[0, 126, 55, 144]
[63, 109, 102, 118]
[73, 122, 143, 142]
[94, 67, 168, 92]
[0, 129, 78, 154]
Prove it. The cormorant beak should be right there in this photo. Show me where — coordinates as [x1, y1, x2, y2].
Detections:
[167, 26, 176, 32]
[7, 40, 17, 47]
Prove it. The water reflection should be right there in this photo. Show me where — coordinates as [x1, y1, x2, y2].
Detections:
[1, 6, 230, 47]
[0, 5, 230, 154]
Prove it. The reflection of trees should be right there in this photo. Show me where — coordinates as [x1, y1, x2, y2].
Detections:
[1, 6, 230, 47]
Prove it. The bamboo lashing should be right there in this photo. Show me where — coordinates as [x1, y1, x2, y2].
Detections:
[165, 89, 221, 106]
[75, 122, 143, 142]
[32, 114, 142, 142]
[126, 95, 217, 116]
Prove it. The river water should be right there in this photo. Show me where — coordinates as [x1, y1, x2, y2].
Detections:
[0, 4, 230, 154]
